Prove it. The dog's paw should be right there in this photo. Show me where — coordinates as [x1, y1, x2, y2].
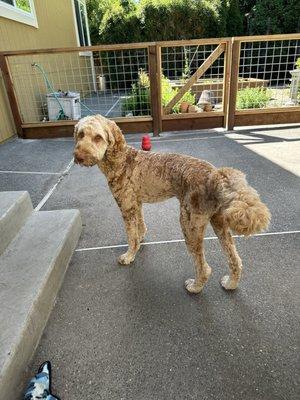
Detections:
[118, 252, 134, 265]
[184, 278, 203, 294]
[220, 275, 238, 290]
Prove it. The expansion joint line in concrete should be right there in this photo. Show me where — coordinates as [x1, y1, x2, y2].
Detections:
[75, 230, 300, 252]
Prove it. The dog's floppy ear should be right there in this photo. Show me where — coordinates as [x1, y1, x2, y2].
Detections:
[74, 121, 79, 139]
[105, 120, 126, 153]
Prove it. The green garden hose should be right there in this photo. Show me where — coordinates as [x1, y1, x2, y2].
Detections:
[32, 62, 68, 120]
[32, 62, 95, 119]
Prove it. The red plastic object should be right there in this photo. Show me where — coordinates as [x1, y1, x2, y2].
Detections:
[141, 135, 151, 151]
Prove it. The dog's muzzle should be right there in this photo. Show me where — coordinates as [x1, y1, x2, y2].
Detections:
[74, 154, 84, 164]
[73, 151, 97, 167]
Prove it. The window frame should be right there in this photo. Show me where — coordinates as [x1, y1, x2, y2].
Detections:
[0, 0, 38, 28]
[72, 0, 92, 55]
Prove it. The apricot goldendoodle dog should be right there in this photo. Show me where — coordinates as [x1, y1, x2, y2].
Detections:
[73, 115, 271, 294]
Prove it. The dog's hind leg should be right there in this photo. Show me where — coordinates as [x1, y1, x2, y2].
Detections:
[118, 206, 141, 265]
[180, 205, 211, 294]
[211, 213, 242, 290]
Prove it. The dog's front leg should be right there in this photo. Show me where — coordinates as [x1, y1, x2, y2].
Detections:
[118, 208, 141, 265]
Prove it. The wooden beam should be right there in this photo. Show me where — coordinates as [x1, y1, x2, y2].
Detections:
[148, 45, 162, 136]
[157, 38, 229, 47]
[162, 115, 223, 132]
[1, 33, 298, 57]
[164, 43, 225, 114]
[226, 39, 241, 130]
[236, 107, 300, 115]
[21, 116, 152, 128]
[0, 42, 155, 57]
[162, 111, 224, 120]
[234, 110, 300, 126]
[0, 54, 23, 138]
[117, 119, 153, 134]
[0, 39, 229, 58]
[21, 118, 153, 139]
[233, 33, 300, 43]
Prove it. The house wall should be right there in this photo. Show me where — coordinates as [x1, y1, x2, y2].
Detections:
[0, 0, 86, 142]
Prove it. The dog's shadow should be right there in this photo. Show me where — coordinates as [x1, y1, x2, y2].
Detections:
[113, 240, 260, 338]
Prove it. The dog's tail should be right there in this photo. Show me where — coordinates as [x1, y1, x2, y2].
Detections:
[210, 167, 271, 236]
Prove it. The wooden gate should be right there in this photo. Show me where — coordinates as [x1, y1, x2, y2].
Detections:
[157, 38, 230, 134]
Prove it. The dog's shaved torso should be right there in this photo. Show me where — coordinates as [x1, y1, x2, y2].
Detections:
[100, 146, 218, 215]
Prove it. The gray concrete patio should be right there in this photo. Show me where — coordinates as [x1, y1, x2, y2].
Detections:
[80, 91, 128, 118]
[0, 125, 299, 400]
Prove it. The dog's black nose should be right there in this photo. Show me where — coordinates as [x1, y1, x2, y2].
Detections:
[74, 156, 84, 164]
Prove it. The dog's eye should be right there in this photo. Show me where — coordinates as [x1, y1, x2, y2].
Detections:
[94, 135, 102, 142]
[78, 132, 84, 139]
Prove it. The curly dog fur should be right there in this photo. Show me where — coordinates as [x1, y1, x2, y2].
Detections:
[73, 115, 271, 293]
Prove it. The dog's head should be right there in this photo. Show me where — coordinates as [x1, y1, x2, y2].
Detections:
[73, 115, 125, 167]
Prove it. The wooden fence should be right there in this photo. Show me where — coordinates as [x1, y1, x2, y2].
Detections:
[0, 33, 299, 139]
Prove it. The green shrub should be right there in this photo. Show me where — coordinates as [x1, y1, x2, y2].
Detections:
[90, 0, 242, 44]
[236, 87, 271, 109]
[225, 0, 244, 36]
[122, 71, 150, 116]
[161, 76, 196, 113]
[122, 71, 196, 115]
[122, 85, 150, 116]
[99, 5, 143, 44]
[86, 0, 106, 45]
[247, 0, 300, 35]
[140, 0, 227, 42]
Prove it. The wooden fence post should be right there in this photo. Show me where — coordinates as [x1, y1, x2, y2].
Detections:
[225, 38, 241, 130]
[148, 45, 162, 136]
[0, 54, 24, 138]
[222, 39, 232, 129]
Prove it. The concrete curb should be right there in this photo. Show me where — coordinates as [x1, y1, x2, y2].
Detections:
[0, 191, 33, 255]
[0, 209, 82, 400]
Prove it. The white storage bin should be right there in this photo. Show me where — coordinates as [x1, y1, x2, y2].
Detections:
[47, 92, 81, 121]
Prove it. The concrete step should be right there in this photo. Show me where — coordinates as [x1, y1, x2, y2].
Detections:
[0, 191, 33, 255]
[0, 209, 82, 400]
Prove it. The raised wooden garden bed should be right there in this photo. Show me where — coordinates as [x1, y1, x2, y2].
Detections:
[170, 78, 269, 103]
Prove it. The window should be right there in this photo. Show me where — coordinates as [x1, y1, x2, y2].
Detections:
[0, 0, 38, 27]
[73, 0, 91, 47]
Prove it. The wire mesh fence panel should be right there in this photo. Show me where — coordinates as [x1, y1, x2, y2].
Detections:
[237, 39, 300, 110]
[91, 48, 150, 118]
[4, 35, 300, 131]
[161, 44, 225, 114]
[7, 47, 150, 124]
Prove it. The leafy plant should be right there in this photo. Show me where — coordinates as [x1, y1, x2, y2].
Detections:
[88, 0, 241, 44]
[236, 87, 271, 109]
[246, 0, 300, 36]
[122, 70, 150, 116]
[161, 76, 195, 113]
[122, 71, 196, 116]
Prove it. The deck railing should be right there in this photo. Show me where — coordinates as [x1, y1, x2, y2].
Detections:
[0, 33, 299, 139]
